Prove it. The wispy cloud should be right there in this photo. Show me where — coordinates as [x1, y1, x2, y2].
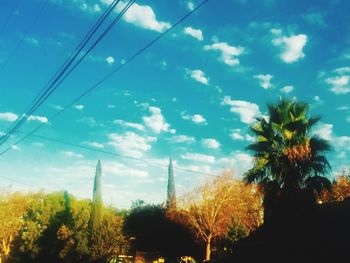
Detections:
[324, 67, 350, 94]
[187, 69, 209, 85]
[280, 85, 294, 94]
[108, 132, 156, 158]
[201, 138, 221, 149]
[0, 112, 18, 122]
[181, 153, 216, 163]
[171, 135, 196, 144]
[114, 119, 145, 131]
[204, 41, 244, 66]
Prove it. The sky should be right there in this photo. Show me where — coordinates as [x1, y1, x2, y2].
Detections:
[0, 0, 350, 208]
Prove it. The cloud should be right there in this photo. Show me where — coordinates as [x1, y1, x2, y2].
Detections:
[182, 112, 207, 125]
[271, 28, 308, 63]
[106, 56, 115, 65]
[83, 141, 104, 148]
[105, 1, 171, 32]
[314, 123, 333, 140]
[171, 135, 196, 144]
[114, 119, 145, 131]
[204, 42, 244, 66]
[222, 96, 261, 124]
[0, 112, 18, 122]
[184, 26, 203, 41]
[103, 161, 148, 178]
[74, 104, 84, 110]
[325, 73, 350, 95]
[254, 74, 273, 89]
[186, 1, 194, 10]
[313, 95, 324, 104]
[25, 37, 40, 46]
[280, 85, 294, 94]
[108, 132, 156, 158]
[201, 138, 221, 149]
[187, 69, 209, 85]
[143, 106, 174, 134]
[27, 115, 48, 123]
[78, 117, 99, 127]
[230, 129, 255, 142]
[60, 151, 83, 158]
[80, 2, 102, 13]
[181, 153, 215, 164]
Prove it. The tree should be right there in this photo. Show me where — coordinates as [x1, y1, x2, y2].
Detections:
[123, 203, 198, 260]
[178, 172, 263, 261]
[0, 191, 35, 263]
[319, 169, 350, 203]
[89, 160, 103, 235]
[244, 99, 332, 220]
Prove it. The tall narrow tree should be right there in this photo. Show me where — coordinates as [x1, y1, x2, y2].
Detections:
[166, 157, 176, 210]
[89, 160, 103, 235]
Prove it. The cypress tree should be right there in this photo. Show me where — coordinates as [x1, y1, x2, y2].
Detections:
[166, 157, 176, 210]
[89, 160, 103, 234]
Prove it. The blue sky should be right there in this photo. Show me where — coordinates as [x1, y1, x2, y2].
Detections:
[0, 0, 349, 208]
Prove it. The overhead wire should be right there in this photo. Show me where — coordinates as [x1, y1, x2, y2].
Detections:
[16, 131, 218, 177]
[0, 0, 49, 73]
[0, 0, 131, 146]
[0, 0, 210, 157]
[0, 0, 22, 39]
[0, 0, 121, 145]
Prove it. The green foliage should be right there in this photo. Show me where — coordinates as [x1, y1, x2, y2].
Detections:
[244, 99, 332, 193]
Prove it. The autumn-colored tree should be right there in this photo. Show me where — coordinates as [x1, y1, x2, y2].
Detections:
[319, 169, 350, 203]
[0, 191, 35, 263]
[178, 172, 263, 261]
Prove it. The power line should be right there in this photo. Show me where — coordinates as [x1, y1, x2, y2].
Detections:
[0, 0, 22, 39]
[0, 0, 132, 146]
[0, 0, 121, 145]
[16, 131, 217, 177]
[0, 175, 37, 188]
[0, 0, 49, 73]
[0, 0, 210, 157]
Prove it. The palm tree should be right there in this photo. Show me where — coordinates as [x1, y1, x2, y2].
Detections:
[244, 99, 332, 221]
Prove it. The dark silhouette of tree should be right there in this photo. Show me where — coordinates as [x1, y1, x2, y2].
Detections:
[123, 204, 199, 261]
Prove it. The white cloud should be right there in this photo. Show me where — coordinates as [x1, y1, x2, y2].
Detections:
[254, 74, 273, 89]
[188, 69, 209, 85]
[109, 1, 171, 32]
[27, 115, 48, 123]
[0, 112, 18, 122]
[60, 151, 83, 158]
[106, 56, 115, 65]
[108, 132, 156, 158]
[25, 37, 40, 46]
[78, 117, 98, 127]
[182, 112, 207, 125]
[181, 153, 215, 164]
[280, 85, 294, 94]
[314, 123, 333, 140]
[313, 95, 324, 104]
[325, 75, 350, 94]
[74, 104, 84, 110]
[143, 106, 174, 134]
[114, 119, 145, 131]
[271, 29, 308, 63]
[204, 42, 244, 66]
[83, 141, 104, 148]
[171, 135, 196, 144]
[201, 138, 220, 149]
[184, 26, 203, 41]
[187, 1, 194, 10]
[230, 129, 255, 141]
[103, 161, 148, 178]
[222, 96, 260, 124]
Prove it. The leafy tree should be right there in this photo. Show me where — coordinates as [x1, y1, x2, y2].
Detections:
[178, 172, 263, 261]
[0, 191, 36, 263]
[319, 169, 350, 203]
[244, 99, 332, 220]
